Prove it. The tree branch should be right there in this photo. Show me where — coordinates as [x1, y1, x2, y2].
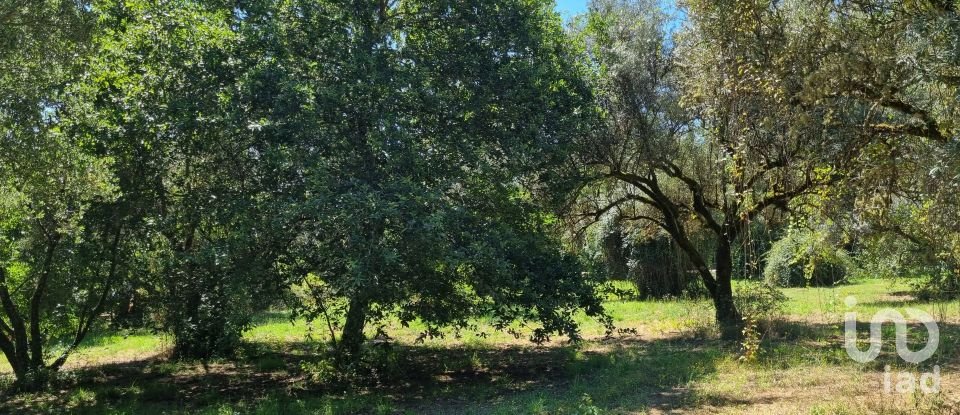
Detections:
[658, 160, 724, 234]
[50, 226, 124, 371]
[29, 234, 60, 368]
[744, 171, 844, 221]
[0, 264, 30, 371]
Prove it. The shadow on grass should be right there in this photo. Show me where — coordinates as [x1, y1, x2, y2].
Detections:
[758, 318, 960, 383]
[0, 334, 729, 414]
[2, 318, 959, 414]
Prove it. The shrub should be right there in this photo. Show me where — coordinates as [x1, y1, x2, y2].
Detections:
[912, 269, 960, 301]
[764, 228, 854, 287]
[734, 281, 787, 324]
[734, 281, 786, 361]
[598, 217, 706, 299]
[854, 233, 960, 300]
[166, 272, 252, 360]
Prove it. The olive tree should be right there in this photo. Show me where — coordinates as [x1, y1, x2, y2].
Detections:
[568, 0, 863, 337]
[806, 0, 960, 295]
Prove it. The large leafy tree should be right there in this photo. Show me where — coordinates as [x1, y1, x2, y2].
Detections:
[805, 0, 958, 144]
[802, 0, 960, 294]
[79, 0, 607, 361]
[0, 0, 122, 388]
[85, 0, 282, 358]
[232, 0, 607, 357]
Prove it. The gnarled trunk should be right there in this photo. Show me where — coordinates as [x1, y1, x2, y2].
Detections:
[712, 238, 741, 339]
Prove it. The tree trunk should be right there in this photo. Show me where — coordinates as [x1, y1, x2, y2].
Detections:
[338, 295, 368, 360]
[2, 348, 27, 386]
[29, 236, 59, 372]
[0, 266, 36, 389]
[712, 239, 742, 340]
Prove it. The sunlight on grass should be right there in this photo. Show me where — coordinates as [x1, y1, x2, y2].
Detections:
[3, 279, 959, 414]
[63, 332, 171, 369]
[0, 330, 169, 375]
[3, 278, 951, 375]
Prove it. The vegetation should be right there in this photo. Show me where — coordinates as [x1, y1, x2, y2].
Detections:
[594, 216, 706, 299]
[1, 0, 959, 412]
[763, 227, 855, 287]
[0, 278, 957, 414]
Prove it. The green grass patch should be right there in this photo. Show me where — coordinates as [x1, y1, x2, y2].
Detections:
[2, 279, 958, 414]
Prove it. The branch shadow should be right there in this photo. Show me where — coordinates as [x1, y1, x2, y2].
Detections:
[2, 317, 959, 414]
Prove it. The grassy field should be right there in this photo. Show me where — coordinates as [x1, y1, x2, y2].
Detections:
[2, 278, 959, 414]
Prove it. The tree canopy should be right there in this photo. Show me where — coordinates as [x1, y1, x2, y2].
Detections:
[1, 0, 958, 391]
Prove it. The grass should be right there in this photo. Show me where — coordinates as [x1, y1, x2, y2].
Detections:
[2, 278, 959, 414]
[0, 330, 169, 374]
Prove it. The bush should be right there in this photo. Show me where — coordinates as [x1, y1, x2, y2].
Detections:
[165, 269, 253, 359]
[734, 281, 787, 323]
[598, 218, 706, 299]
[764, 228, 854, 287]
[912, 269, 960, 301]
[854, 232, 960, 300]
[734, 281, 786, 361]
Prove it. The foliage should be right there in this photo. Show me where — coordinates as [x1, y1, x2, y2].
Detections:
[733, 281, 787, 324]
[0, 0, 126, 388]
[2, 0, 960, 395]
[240, 0, 610, 358]
[84, 0, 291, 359]
[731, 219, 783, 281]
[853, 230, 960, 299]
[1, 0, 610, 373]
[912, 269, 960, 301]
[733, 281, 786, 361]
[596, 216, 706, 299]
[625, 233, 708, 299]
[794, 0, 960, 295]
[566, 0, 861, 338]
[763, 228, 855, 287]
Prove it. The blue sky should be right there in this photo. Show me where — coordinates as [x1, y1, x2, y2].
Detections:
[554, 0, 685, 32]
[555, 0, 589, 19]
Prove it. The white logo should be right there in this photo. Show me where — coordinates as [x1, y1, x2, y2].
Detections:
[843, 296, 940, 394]
[843, 296, 939, 364]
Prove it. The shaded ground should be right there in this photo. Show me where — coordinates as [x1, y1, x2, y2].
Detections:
[2, 279, 960, 414]
[0, 335, 725, 414]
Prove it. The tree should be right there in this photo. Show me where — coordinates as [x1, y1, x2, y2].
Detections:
[803, 0, 958, 145]
[787, 0, 960, 296]
[231, 0, 608, 358]
[0, 0, 123, 388]
[568, 0, 862, 337]
[84, 0, 281, 358]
